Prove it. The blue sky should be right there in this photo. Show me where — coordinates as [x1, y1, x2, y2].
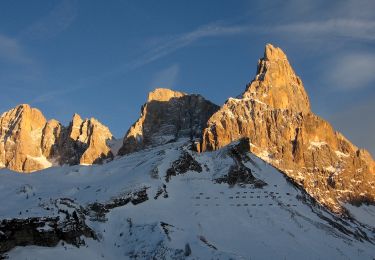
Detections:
[0, 0, 374, 155]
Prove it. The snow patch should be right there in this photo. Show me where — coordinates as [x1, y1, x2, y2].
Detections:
[227, 97, 242, 103]
[308, 141, 327, 150]
[257, 150, 273, 163]
[251, 98, 267, 106]
[27, 155, 52, 168]
[335, 151, 349, 158]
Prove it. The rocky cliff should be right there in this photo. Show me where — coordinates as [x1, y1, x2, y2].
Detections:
[0, 105, 113, 173]
[202, 44, 375, 213]
[0, 104, 50, 172]
[55, 113, 114, 166]
[118, 88, 219, 155]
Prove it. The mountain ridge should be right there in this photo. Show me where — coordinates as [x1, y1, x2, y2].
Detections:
[0, 44, 374, 215]
[1, 43, 375, 259]
[0, 104, 114, 172]
[201, 43, 375, 213]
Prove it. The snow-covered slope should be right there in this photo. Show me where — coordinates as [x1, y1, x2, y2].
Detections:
[1, 139, 374, 259]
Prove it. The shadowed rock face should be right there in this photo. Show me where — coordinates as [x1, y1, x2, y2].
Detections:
[0, 105, 113, 173]
[118, 88, 219, 155]
[202, 44, 375, 213]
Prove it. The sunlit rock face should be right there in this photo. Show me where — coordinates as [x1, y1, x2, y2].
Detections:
[243, 44, 310, 113]
[54, 113, 114, 166]
[118, 88, 220, 155]
[0, 104, 49, 172]
[0, 105, 113, 173]
[78, 117, 114, 165]
[202, 44, 375, 213]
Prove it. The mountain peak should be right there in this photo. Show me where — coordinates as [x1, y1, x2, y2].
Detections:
[243, 44, 310, 113]
[66, 113, 113, 165]
[264, 43, 288, 61]
[15, 103, 31, 110]
[147, 88, 186, 102]
[0, 104, 48, 172]
[202, 44, 374, 212]
[119, 89, 219, 155]
[3, 104, 45, 122]
[72, 113, 82, 121]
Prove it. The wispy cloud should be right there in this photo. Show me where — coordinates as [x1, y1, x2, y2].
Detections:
[258, 0, 375, 24]
[150, 64, 180, 90]
[270, 19, 375, 41]
[252, 18, 375, 90]
[324, 52, 375, 90]
[20, 0, 77, 40]
[0, 34, 32, 64]
[127, 18, 375, 72]
[30, 85, 85, 105]
[86, 21, 251, 83]
[125, 23, 249, 70]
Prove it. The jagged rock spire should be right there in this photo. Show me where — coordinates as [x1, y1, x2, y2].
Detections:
[243, 44, 310, 113]
[202, 43, 375, 213]
[64, 113, 114, 165]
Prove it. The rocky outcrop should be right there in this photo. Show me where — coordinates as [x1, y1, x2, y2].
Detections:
[0, 104, 50, 172]
[118, 88, 219, 155]
[202, 44, 375, 213]
[78, 117, 113, 165]
[0, 105, 114, 173]
[54, 113, 113, 165]
[41, 119, 63, 159]
[0, 198, 97, 257]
